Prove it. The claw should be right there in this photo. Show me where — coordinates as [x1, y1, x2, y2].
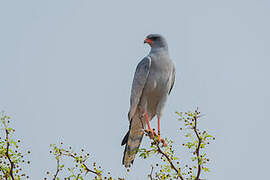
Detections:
[157, 135, 162, 142]
[161, 139, 167, 147]
[146, 129, 154, 138]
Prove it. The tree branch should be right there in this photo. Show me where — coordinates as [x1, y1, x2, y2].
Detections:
[193, 111, 202, 180]
[52, 154, 61, 180]
[145, 131, 184, 180]
[5, 129, 15, 180]
[148, 165, 154, 180]
[62, 150, 101, 177]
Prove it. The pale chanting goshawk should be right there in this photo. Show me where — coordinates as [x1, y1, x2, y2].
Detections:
[121, 34, 176, 168]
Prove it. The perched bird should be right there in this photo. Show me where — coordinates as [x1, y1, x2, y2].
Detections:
[121, 34, 176, 168]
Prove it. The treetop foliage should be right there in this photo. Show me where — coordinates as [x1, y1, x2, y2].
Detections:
[0, 109, 214, 180]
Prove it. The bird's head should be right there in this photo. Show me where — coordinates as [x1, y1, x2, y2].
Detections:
[144, 34, 168, 49]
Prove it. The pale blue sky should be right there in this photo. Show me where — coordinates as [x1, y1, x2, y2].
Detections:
[0, 0, 269, 179]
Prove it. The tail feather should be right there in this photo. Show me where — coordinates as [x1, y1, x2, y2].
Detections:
[121, 111, 145, 167]
[121, 131, 129, 146]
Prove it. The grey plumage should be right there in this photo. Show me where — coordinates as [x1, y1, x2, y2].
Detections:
[122, 34, 175, 167]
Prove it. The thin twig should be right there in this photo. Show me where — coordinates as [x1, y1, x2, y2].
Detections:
[193, 111, 202, 180]
[156, 144, 184, 180]
[146, 131, 184, 180]
[148, 165, 154, 180]
[5, 129, 15, 180]
[0, 167, 7, 180]
[76, 173, 81, 179]
[82, 163, 100, 176]
[52, 154, 61, 180]
[62, 151, 101, 177]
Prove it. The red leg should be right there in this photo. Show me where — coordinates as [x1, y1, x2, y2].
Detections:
[158, 117, 167, 146]
[158, 117, 161, 141]
[144, 112, 151, 130]
[144, 111, 154, 137]
[158, 117, 161, 136]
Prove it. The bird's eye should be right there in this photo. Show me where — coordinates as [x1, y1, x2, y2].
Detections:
[150, 36, 159, 41]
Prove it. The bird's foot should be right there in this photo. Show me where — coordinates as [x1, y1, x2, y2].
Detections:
[157, 133, 167, 147]
[157, 135, 162, 142]
[145, 129, 155, 138]
[161, 138, 167, 147]
[158, 134, 167, 147]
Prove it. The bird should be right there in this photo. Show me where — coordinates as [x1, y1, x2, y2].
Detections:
[121, 34, 176, 168]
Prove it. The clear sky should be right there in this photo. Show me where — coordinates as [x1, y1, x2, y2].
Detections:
[0, 0, 269, 179]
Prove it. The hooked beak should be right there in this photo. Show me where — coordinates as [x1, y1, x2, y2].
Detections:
[144, 38, 153, 44]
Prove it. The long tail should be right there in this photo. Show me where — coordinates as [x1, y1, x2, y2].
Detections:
[121, 111, 145, 168]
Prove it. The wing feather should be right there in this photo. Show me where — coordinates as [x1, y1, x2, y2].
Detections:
[128, 57, 151, 121]
[168, 64, 175, 95]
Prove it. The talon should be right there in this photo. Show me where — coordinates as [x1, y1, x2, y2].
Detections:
[146, 129, 154, 138]
[157, 135, 162, 142]
[161, 139, 167, 147]
[144, 129, 148, 133]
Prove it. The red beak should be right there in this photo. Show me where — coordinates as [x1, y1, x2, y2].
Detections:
[144, 38, 153, 44]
